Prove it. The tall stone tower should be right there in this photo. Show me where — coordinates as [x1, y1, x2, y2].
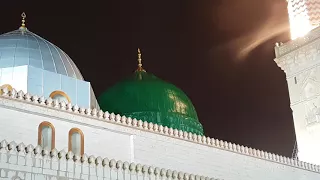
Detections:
[275, 0, 320, 165]
[287, 0, 320, 39]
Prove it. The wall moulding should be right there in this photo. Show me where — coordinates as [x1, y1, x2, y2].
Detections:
[275, 26, 320, 57]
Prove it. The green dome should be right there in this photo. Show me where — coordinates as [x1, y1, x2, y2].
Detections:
[98, 71, 204, 135]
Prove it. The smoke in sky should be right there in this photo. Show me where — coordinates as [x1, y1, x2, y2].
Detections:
[212, 0, 290, 61]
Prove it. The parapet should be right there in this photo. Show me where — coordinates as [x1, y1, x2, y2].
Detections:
[0, 139, 219, 180]
[274, 26, 320, 58]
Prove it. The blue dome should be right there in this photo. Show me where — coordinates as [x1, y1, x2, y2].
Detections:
[0, 28, 83, 80]
[0, 24, 99, 110]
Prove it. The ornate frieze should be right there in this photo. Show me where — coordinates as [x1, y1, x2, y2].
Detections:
[275, 26, 320, 57]
[275, 45, 319, 76]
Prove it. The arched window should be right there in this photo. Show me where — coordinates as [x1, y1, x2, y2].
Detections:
[49, 90, 71, 103]
[38, 122, 55, 150]
[0, 84, 13, 95]
[68, 128, 84, 155]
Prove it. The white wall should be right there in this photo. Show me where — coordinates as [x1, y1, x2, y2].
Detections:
[0, 65, 28, 92]
[291, 101, 320, 164]
[274, 32, 320, 165]
[133, 130, 320, 180]
[0, 140, 210, 180]
[0, 93, 319, 180]
[0, 102, 132, 163]
[285, 66, 320, 165]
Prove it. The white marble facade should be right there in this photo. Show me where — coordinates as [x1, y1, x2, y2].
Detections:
[0, 87, 319, 180]
[275, 25, 320, 165]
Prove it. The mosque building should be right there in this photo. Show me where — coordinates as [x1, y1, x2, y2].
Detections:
[0, 2, 320, 179]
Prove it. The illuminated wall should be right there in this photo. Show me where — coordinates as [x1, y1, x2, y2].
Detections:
[287, 0, 320, 39]
[0, 92, 320, 180]
[0, 65, 96, 109]
[275, 28, 320, 164]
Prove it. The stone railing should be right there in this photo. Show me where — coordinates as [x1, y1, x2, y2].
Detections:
[0, 87, 320, 174]
[275, 26, 320, 57]
[0, 140, 219, 180]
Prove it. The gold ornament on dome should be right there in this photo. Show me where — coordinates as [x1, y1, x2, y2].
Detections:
[136, 48, 146, 72]
[21, 12, 27, 28]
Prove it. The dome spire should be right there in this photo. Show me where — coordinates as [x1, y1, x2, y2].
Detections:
[19, 12, 27, 32]
[21, 12, 26, 27]
[136, 48, 146, 72]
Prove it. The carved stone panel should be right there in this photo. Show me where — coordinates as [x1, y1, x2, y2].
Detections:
[301, 80, 319, 100]
[304, 100, 320, 125]
[275, 41, 320, 76]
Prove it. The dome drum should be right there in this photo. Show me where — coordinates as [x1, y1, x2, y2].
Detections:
[0, 65, 99, 109]
[0, 26, 99, 109]
[121, 111, 203, 134]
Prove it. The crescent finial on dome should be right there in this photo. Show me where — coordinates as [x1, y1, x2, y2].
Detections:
[21, 12, 26, 28]
[136, 48, 146, 72]
[19, 12, 27, 32]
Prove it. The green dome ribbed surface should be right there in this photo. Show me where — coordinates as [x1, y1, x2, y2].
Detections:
[98, 71, 204, 135]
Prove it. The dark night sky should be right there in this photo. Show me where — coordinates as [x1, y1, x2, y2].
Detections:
[0, 1, 294, 156]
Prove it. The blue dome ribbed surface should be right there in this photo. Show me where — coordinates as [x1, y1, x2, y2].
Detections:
[0, 28, 83, 80]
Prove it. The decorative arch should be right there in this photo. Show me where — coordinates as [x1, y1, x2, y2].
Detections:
[38, 121, 55, 150]
[68, 128, 84, 155]
[49, 90, 71, 103]
[0, 84, 13, 95]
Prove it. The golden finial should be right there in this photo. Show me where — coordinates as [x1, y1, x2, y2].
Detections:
[136, 48, 146, 72]
[21, 12, 27, 28]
